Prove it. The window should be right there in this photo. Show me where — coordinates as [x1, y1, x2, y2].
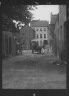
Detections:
[44, 28, 46, 31]
[44, 34, 46, 38]
[40, 34, 42, 38]
[40, 28, 42, 31]
[37, 34, 38, 38]
[36, 28, 38, 31]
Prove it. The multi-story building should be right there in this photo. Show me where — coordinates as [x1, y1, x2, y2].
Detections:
[54, 14, 59, 57]
[30, 20, 49, 46]
[20, 25, 35, 50]
[50, 5, 67, 61]
[50, 13, 58, 55]
[58, 5, 67, 61]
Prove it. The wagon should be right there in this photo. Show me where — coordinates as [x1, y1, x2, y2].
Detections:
[31, 41, 42, 54]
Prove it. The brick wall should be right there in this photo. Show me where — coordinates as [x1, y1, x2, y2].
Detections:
[20, 25, 35, 50]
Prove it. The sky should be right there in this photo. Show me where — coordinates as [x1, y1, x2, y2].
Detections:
[13, 5, 59, 28]
[30, 5, 59, 23]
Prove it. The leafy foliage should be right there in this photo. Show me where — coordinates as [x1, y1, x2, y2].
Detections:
[2, 5, 37, 31]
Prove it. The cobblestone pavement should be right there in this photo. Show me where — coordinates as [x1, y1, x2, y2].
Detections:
[2, 51, 66, 89]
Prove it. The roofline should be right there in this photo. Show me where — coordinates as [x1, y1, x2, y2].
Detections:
[30, 25, 49, 27]
[30, 20, 49, 23]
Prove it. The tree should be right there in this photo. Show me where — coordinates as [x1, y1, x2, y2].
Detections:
[2, 5, 37, 32]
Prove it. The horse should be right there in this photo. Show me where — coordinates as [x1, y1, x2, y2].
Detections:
[32, 45, 42, 54]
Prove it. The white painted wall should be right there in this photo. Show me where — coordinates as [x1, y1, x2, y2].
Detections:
[32, 27, 48, 46]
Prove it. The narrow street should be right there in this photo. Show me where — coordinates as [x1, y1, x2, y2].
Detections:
[2, 50, 66, 89]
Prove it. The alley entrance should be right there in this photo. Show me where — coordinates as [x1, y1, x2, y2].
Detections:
[2, 5, 67, 89]
[2, 50, 66, 89]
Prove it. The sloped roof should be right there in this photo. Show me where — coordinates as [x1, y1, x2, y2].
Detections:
[20, 25, 35, 32]
[30, 20, 49, 27]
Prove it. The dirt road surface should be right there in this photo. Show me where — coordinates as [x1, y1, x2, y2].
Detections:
[2, 50, 66, 89]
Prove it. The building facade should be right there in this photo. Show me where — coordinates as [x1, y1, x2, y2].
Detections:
[58, 5, 67, 61]
[50, 13, 58, 55]
[50, 5, 67, 61]
[2, 30, 21, 58]
[49, 24, 55, 46]
[2, 31, 16, 57]
[54, 14, 59, 57]
[30, 20, 49, 46]
[20, 25, 35, 50]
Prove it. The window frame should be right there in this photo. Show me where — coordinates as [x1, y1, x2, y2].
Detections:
[44, 34, 46, 38]
[40, 34, 42, 38]
[37, 34, 39, 38]
[40, 28, 42, 31]
[44, 28, 46, 31]
[36, 28, 38, 31]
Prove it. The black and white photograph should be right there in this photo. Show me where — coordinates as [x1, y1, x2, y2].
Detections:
[2, 5, 67, 89]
